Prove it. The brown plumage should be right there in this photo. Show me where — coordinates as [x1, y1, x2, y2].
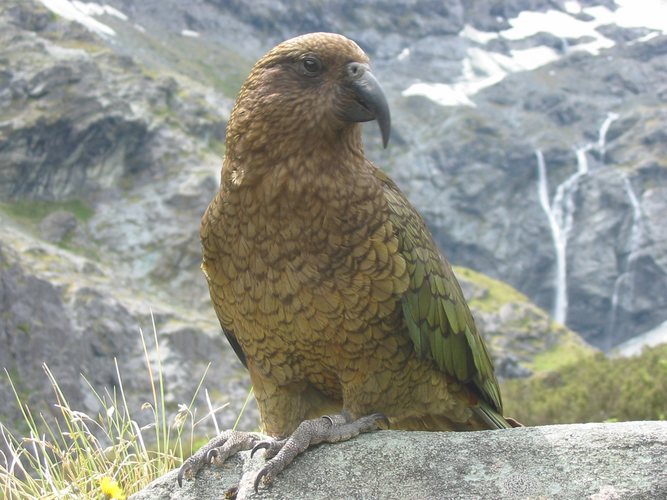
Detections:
[180, 32, 515, 489]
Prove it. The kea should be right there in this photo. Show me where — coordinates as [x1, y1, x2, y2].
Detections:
[179, 32, 517, 490]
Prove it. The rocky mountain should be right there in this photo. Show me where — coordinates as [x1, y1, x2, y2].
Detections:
[1, 0, 664, 445]
[67, 0, 665, 349]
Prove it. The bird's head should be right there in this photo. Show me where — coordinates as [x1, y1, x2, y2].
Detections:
[226, 33, 391, 163]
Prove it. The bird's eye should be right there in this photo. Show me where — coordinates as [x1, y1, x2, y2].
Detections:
[301, 57, 322, 77]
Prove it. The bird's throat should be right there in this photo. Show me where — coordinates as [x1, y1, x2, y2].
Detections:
[225, 126, 366, 199]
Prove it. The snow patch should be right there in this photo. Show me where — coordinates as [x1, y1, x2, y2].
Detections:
[402, 82, 477, 107]
[406, 1, 667, 107]
[45, 43, 89, 60]
[37, 0, 129, 37]
[501, 9, 615, 55]
[181, 30, 201, 38]
[72, 1, 128, 21]
[509, 46, 561, 71]
[504, 3, 667, 42]
[460, 24, 497, 44]
[402, 45, 559, 107]
[613, 0, 667, 34]
[615, 320, 667, 357]
[397, 48, 410, 61]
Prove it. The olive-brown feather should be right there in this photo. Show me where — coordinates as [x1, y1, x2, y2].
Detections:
[201, 32, 512, 438]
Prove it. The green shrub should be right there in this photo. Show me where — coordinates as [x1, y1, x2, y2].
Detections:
[502, 344, 667, 425]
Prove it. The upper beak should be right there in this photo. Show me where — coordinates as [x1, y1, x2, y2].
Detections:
[338, 62, 391, 148]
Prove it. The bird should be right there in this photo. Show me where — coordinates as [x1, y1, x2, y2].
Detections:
[178, 32, 517, 491]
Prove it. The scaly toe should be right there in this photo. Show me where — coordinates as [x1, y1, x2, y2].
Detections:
[369, 412, 390, 428]
[177, 430, 264, 487]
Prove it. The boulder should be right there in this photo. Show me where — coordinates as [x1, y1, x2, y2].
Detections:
[39, 210, 78, 243]
[131, 421, 667, 499]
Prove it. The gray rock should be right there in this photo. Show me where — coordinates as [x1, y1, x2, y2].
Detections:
[2, 0, 667, 466]
[131, 421, 667, 500]
[39, 210, 78, 243]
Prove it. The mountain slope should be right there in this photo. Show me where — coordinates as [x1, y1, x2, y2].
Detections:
[0, 0, 599, 443]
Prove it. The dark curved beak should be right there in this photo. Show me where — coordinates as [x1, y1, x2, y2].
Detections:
[339, 62, 391, 148]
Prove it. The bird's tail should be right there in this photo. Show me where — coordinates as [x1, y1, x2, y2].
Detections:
[474, 401, 522, 429]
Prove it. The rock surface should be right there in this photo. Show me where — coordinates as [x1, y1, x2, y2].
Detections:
[130, 421, 667, 500]
[1, 0, 665, 459]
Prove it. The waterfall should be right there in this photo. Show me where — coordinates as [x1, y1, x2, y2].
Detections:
[623, 176, 644, 260]
[535, 113, 620, 326]
[575, 145, 590, 174]
[535, 150, 567, 323]
[535, 145, 591, 324]
[606, 175, 644, 344]
[597, 112, 619, 163]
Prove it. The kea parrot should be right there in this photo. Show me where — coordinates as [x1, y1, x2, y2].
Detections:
[179, 32, 517, 490]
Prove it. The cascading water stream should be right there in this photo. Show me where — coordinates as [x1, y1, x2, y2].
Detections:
[607, 176, 645, 342]
[624, 177, 644, 261]
[535, 150, 568, 324]
[535, 113, 621, 326]
[597, 112, 619, 163]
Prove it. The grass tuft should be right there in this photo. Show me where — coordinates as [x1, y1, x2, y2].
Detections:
[0, 199, 94, 224]
[0, 313, 246, 499]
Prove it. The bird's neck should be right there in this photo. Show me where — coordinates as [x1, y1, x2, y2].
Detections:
[222, 125, 366, 198]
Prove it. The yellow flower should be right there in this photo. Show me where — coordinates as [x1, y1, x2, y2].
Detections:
[100, 476, 125, 500]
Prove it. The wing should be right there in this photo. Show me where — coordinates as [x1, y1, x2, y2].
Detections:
[222, 327, 247, 368]
[200, 192, 248, 369]
[374, 168, 503, 414]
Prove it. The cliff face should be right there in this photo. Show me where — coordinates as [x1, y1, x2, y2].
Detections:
[1, 0, 665, 442]
[0, 0, 254, 436]
[392, 35, 667, 350]
[18, 0, 666, 348]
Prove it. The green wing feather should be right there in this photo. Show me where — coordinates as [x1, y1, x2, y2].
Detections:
[375, 169, 504, 417]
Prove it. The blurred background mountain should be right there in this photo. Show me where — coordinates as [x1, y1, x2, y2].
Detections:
[1, 0, 666, 437]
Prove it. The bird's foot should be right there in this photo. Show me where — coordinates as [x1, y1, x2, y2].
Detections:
[251, 412, 388, 492]
[177, 429, 263, 487]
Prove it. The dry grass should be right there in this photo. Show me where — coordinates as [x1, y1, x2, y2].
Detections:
[0, 314, 242, 499]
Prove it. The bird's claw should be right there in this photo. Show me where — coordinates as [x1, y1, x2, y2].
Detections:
[177, 462, 196, 488]
[250, 441, 270, 458]
[179, 414, 386, 490]
[322, 414, 336, 425]
[253, 460, 281, 492]
[251, 412, 387, 491]
[251, 438, 286, 459]
[370, 412, 390, 429]
[254, 467, 269, 492]
[177, 430, 263, 487]
[206, 448, 220, 464]
[178, 454, 207, 488]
